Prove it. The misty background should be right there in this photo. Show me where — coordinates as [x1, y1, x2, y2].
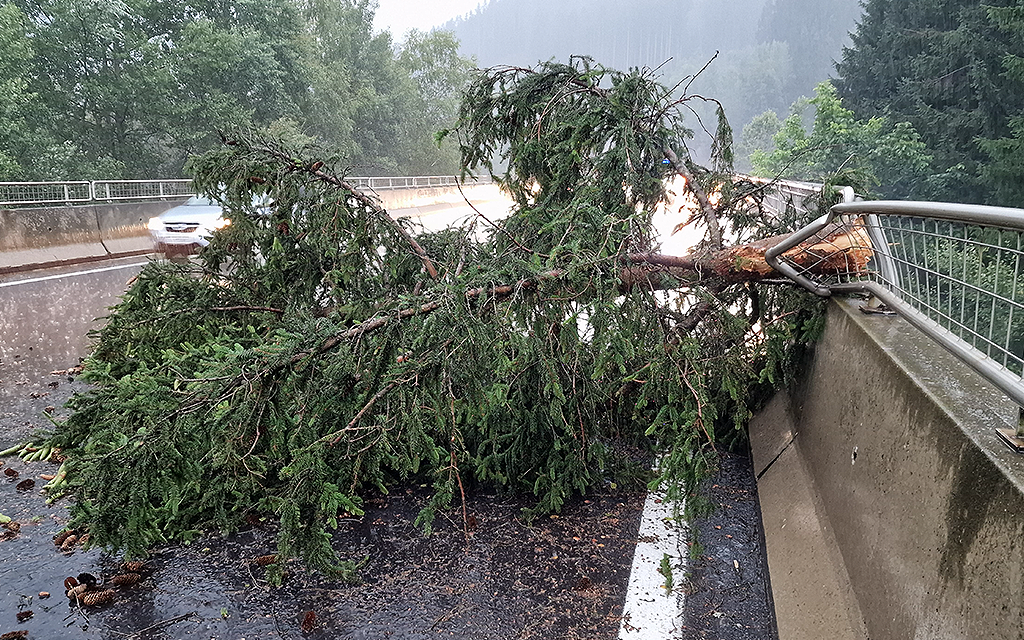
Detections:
[439, 0, 864, 158]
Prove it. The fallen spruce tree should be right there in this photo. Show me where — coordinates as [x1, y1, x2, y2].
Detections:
[40, 59, 867, 578]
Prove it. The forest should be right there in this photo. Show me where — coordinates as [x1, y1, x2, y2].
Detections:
[743, 0, 1024, 206]
[446, 0, 865, 146]
[0, 0, 472, 180]
[448, 0, 1024, 206]
[4, 0, 1024, 207]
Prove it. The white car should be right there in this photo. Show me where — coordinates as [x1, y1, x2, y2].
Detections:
[148, 196, 231, 255]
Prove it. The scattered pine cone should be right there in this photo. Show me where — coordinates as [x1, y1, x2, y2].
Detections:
[77, 534, 90, 547]
[79, 589, 116, 607]
[254, 554, 278, 566]
[3, 468, 17, 478]
[300, 610, 317, 633]
[1, 630, 29, 639]
[15, 479, 34, 491]
[60, 534, 78, 551]
[15, 611, 32, 622]
[108, 573, 140, 587]
[63, 576, 78, 590]
[121, 560, 147, 573]
[3, 521, 21, 534]
[54, 530, 74, 546]
[66, 584, 89, 600]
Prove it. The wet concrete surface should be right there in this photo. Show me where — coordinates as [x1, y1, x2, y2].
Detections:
[1, 258, 780, 639]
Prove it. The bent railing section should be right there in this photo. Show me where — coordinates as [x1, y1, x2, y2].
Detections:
[766, 198, 1024, 442]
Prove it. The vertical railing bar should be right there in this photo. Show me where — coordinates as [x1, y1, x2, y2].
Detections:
[988, 231, 1002, 359]
[1006, 233, 1021, 373]
[946, 221, 954, 332]
[929, 218, 937, 321]
[960, 224, 969, 335]
[972, 233, 984, 349]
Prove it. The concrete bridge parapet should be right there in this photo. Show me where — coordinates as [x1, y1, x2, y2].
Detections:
[752, 298, 1024, 640]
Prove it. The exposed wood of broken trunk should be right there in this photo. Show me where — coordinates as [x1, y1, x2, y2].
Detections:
[624, 221, 872, 289]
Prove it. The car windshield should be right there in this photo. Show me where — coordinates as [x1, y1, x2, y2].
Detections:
[184, 195, 216, 206]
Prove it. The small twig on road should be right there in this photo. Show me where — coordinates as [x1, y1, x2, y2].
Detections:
[121, 611, 198, 638]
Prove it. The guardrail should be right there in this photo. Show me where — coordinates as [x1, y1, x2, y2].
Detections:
[765, 197, 1024, 445]
[0, 175, 493, 207]
[91, 179, 194, 201]
[0, 181, 93, 206]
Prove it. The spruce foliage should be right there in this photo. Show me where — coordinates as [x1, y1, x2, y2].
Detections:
[52, 58, 823, 577]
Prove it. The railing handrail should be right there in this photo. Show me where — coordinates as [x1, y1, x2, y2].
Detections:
[0, 175, 493, 207]
[832, 200, 1024, 231]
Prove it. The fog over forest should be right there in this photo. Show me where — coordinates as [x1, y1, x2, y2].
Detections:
[444, 0, 864, 152]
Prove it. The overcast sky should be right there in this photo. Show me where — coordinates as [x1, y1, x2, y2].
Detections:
[373, 0, 484, 40]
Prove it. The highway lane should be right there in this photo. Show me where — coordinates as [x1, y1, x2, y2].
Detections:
[0, 254, 774, 639]
[0, 258, 150, 444]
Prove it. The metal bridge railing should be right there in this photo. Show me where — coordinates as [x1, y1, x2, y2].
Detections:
[1, 176, 492, 207]
[0, 181, 92, 207]
[766, 198, 1024, 446]
[347, 175, 489, 191]
[91, 179, 194, 201]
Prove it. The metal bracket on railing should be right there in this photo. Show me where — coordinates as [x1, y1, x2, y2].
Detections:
[764, 213, 837, 297]
[997, 409, 1024, 451]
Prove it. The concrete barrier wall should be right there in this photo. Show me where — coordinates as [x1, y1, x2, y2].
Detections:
[0, 184, 513, 272]
[757, 298, 1024, 640]
[0, 199, 189, 271]
[376, 182, 501, 211]
[94, 200, 186, 255]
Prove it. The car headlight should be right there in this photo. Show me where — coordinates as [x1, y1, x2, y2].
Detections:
[147, 217, 163, 231]
[212, 218, 231, 230]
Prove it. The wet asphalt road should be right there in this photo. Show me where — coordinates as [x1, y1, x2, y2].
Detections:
[0, 257, 778, 639]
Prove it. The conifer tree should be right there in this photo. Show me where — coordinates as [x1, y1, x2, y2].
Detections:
[47, 59, 832, 577]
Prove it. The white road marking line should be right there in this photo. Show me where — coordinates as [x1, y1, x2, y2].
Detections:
[0, 262, 149, 289]
[619, 489, 687, 639]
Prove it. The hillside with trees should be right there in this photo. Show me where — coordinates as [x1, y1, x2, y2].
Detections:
[833, 0, 1024, 205]
[0, 0, 473, 180]
[445, 0, 863, 144]
[741, 0, 1024, 205]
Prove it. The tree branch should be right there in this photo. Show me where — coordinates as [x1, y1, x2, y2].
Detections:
[662, 146, 724, 250]
[255, 144, 440, 280]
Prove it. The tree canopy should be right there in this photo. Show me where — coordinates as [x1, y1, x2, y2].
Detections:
[0, 0, 472, 180]
[747, 81, 934, 198]
[44, 59, 826, 579]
